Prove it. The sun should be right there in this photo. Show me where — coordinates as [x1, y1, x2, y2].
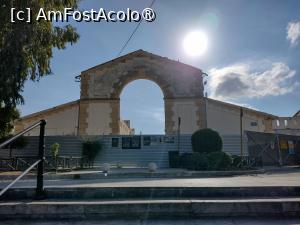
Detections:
[183, 31, 208, 56]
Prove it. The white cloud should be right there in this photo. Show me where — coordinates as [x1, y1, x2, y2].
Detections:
[137, 107, 164, 122]
[208, 61, 297, 101]
[287, 21, 300, 46]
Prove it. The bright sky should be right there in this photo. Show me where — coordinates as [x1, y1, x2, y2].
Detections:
[20, 0, 300, 134]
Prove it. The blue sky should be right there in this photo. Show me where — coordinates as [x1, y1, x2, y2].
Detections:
[20, 0, 300, 134]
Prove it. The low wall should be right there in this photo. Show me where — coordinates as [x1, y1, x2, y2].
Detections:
[0, 135, 248, 168]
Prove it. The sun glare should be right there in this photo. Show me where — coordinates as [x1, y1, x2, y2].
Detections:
[183, 31, 208, 56]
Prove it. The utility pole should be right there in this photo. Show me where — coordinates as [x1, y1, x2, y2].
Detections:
[177, 117, 181, 153]
[240, 107, 244, 157]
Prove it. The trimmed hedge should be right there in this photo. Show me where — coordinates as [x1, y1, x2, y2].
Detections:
[191, 152, 209, 170]
[208, 151, 232, 170]
[191, 128, 223, 154]
[168, 151, 245, 171]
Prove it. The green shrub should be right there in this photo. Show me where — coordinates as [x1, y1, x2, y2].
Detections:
[231, 155, 244, 168]
[179, 153, 193, 170]
[208, 151, 232, 170]
[82, 139, 102, 164]
[179, 152, 208, 171]
[192, 152, 209, 170]
[191, 128, 223, 154]
[50, 143, 60, 159]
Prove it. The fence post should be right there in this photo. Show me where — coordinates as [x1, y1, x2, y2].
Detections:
[276, 134, 282, 167]
[36, 119, 46, 199]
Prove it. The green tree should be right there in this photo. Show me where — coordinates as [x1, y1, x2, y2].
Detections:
[0, 1, 80, 135]
[82, 140, 102, 166]
[50, 142, 60, 159]
[0, 106, 20, 138]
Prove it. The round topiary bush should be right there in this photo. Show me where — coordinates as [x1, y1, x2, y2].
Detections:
[208, 151, 232, 170]
[191, 128, 223, 154]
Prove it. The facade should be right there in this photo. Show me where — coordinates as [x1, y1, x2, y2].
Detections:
[13, 50, 300, 137]
[272, 111, 300, 136]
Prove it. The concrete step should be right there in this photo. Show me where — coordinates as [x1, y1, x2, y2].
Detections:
[1, 198, 300, 219]
[2, 186, 300, 200]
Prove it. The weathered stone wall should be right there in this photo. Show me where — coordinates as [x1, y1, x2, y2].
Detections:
[78, 50, 205, 135]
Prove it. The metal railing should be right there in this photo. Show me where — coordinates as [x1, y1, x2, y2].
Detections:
[0, 119, 46, 199]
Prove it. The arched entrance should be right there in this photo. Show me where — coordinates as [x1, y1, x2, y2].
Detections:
[78, 50, 206, 135]
[120, 79, 165, 134]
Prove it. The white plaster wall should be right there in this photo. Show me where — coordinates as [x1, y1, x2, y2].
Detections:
[86, 102, 112, 135]
[172, 100, 198, 134]
[21, 106, 79, 136]
[207, 102, 266, 135]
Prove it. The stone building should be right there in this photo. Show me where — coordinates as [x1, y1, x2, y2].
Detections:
[13, 50, 300, 137]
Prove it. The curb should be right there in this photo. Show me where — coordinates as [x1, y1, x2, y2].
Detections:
[0, 198, 300, 219]
[45, 169, 266, 180]
[0, 169, 265, 181]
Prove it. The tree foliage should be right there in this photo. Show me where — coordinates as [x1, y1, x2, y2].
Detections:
[82, 139, 103, 163]
[0, 106, 20, 138]
[191, 128, 223, 154]
[0, 0, 79, 136]
[50, 142, 60, 158]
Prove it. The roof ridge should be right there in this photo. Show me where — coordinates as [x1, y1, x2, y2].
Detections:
[81, 49, 202, 74]
[18, 100, 80, 121]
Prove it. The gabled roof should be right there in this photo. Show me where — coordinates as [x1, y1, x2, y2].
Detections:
[294, 110, 300, 117]
[81, 49, 203, 74]
[207, 98, 278, 119]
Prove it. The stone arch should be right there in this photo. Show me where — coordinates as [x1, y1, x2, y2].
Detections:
[110, 69, 172, 134]
[78, 50, 206, 135]
[110, 69, 173, 99]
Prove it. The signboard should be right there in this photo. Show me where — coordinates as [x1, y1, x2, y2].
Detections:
[164, 136, 175, 143]
[122, 136, 141, 149]
[111, 138, 119, 148]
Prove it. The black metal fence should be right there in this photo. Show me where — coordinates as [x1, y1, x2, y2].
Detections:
[246, 131, 300, 167]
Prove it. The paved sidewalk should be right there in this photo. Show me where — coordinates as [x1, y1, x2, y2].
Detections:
[1, 169, 300, 188]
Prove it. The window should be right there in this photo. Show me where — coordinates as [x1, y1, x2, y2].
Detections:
[250, 122, 258, 126]
[111, 138, 119, 148]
